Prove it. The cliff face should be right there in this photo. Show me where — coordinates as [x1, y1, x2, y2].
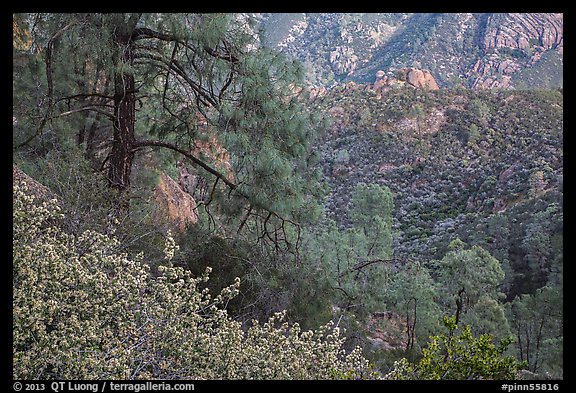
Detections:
[154, 171, 198, 232]
[258, 13, 563, 90]
[482, 13, 562, 52]
[470, 13, 563, 89]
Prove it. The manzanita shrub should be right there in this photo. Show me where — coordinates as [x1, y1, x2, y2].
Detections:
[13, 179, 376, 380]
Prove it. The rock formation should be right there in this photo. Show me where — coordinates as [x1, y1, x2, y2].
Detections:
[366, 311, 409, 351]
[372, 68, 439, 97]
[259, 13, 562, 90]
[405, 68, 440, 90]
[154, 171, 198, 232]
[470, 13, 563, 89]
[330, 45, 359, 76]
[13, 164, 53, 201]
[482, 13, 562, 52]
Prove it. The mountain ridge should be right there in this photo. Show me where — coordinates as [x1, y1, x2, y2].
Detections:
[257, 13, 563, 90]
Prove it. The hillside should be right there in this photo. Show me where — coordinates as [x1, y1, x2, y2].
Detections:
[309, 83, 563, 299]
[257, 13, 563, 89]
[13, 12, 563, 380]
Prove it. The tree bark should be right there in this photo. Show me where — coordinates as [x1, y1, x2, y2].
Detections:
[455, 287, 466, 325]
[107, 15, 137, 192]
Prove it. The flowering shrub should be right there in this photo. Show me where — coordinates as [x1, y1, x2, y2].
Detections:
[13, 179, 376, 380]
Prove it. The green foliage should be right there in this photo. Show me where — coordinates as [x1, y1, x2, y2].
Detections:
[349, 183, 394, 259]
[14, 148, 117, 234]
[387, 262, 442, 353]
[512, 50, 563, 89]
[334, 149, 350, 165]
[460, 296, 511, 342]
[387, 316, 524, 380]
[13, 12, 563, 380]
[13, 179, 376, 380]
[468, 98, 491, 120]
[507, 285, 563, 377]
[434, 239, 506, 322]
[519, 203, 561, 291]
[417, 316, 522, 379]
[303, 183, 395, 320]
[467, 123, 481, 146]
[14, 13, 320, 230]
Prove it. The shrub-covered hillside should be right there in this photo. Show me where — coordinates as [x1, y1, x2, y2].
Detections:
[311, 85, 563, 301]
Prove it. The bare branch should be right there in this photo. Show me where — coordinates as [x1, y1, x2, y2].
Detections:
[338, 257, 410, 279]
[134, 51, 217, 107]
[57, 92, 116, 103]
[162, 42, 179, 108]
[53, 106, 115, 120]
[203, 44, 239, 63]
[237, 205, 253, 235]
[334, 286, 356, 301]
[219, 70, 234, 100]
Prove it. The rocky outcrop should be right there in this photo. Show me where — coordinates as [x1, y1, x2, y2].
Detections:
[366, 311, 408, 352]
[154, 171, 198, 232]
[13, 164, 53, 201]
[471, 13, 563, 89]
[308, 85, 328, 101]
[330, 45, 359, 76]
[190, 134, 235, 184]
[405, 68, 440, 90]
[482, 13, 563, 52]
[372, 68, 439, 97]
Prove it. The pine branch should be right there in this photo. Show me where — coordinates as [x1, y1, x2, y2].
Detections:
[203, 45, 239, 63]
[16, 20, 76, 149]
[337, 257, 411, 279]
[133, 139, 301, 251]
[133, 51, 217, 107]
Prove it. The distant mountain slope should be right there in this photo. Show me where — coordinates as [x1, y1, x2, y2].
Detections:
[257, 13, 563, 89]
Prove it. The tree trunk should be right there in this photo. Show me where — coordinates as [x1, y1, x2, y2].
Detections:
[455, 287, 466, 325]
[108, 17, 137, 193]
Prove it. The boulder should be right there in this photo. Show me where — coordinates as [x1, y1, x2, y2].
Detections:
[371, 68, 439, 95]
[13, 164, 53, 201]
[405, 68, 440, 90]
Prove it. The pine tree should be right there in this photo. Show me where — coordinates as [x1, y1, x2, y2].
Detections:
[507, 286, 563, 377]
[388, 262, 441, 354]
[306, 183, 395, 318]
[13, 13, 318, 245]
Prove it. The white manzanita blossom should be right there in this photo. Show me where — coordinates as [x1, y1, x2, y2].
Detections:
[13, 179, 379, 380]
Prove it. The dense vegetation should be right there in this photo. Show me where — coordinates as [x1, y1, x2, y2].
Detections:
[309, 84, 563, 377]
[13, 13, 562, 380]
